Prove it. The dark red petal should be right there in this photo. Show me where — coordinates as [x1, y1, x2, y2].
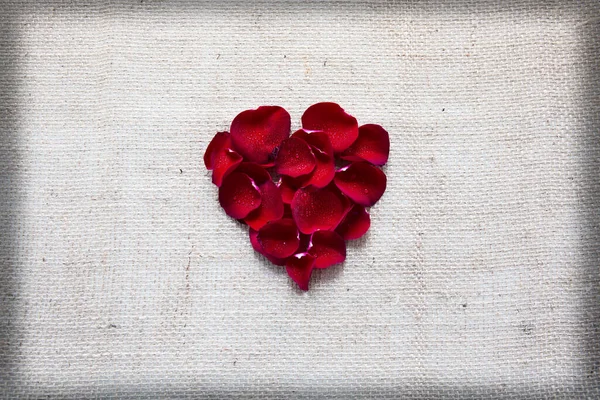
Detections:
[341, 124, 390, 165]
[275, 137, 316, 178]
[244, 179, 285, 230]
[290, 131, 335, 188]
[283, 203, 293, 218]
[277, 176, 300, 204]
[204, 131, 229, 169]
[308, 231, 346, 269]
[249, 228, 286, 266]
[334, 162, 387, 207]
[291, 184, 350, 234]
[230, 106, 291, 165]
[234, 162, 271, 185]
[335, 204, 371, 240]
[299, 150, 335, 188]
[257, 218, 300, 259]
[298, 233, 312, 253]
[292, 130, 333, 156]
[203, 131, 243, 187]
[212, 149, 243, 187]
[301, 102, 358, 153]
[285, 253, 315, 291]
[218, 172, 261, 219]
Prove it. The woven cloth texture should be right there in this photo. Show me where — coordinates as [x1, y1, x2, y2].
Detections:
[1, 0, 599, 398]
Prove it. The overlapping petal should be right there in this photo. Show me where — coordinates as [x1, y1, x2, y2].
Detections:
[204, 132, 243, 186]
[218, 172, 261, 219]
[244, 179, 284, 230]
[300, 149, 335, 188]
[290, 130, 335, 188]
[334, 161, 387, 206]
[301, 102, 358, 153]
[226, 162, 284, 229]
[275, 137, 316, 177]
[257, 218, 300, 259]
[291, 184, 350, 234]
[285, 252, 315, 291]
[249, 228, 287, 266]
[292, 130, 333, 156]
[308, 231, 346, 269]
[234, 162, 271, 185]
[278, 176, 299, 204]
[204, 131, 229, 170]
[230, 106, 291, 165]
[335, 204, 370, 240]
[341, 124, 390, 165]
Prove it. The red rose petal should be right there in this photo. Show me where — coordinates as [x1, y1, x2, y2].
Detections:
[218, 172, 261, 219]
[291, 184, 350, 234]
[204, 132, 244, 186]
[234, 162, 271, 185]
[301, 102, 358, 153]
[335, 204, 371, 240]
[230, 106, 291, 165]
[341, 124, 390, 166]
[308, 230, 346, 269]
[275, 137, 316, 178]
[300, 149, 335, 188]
[257, 218, 300, 259]
[290, 130, 335, 188]
[277, 176, 300, 204]
[244, 179, 285, 230]
[204, 131, 229, 170]
[334, 162, 387, 207]
[212, 149, 243, 187]
[249, 228, 286, 266]
[285, 252, 315, 291]
[292, 130, 333, 156]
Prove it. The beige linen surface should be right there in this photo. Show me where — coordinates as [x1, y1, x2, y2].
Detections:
[1, 1, 599, 398]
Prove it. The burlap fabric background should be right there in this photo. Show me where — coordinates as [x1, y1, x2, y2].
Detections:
[1, 1, 599, 398]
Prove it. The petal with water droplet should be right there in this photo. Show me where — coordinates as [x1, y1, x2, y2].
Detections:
[218, 172, 262, 219]
[334, 162, 386, 206]
[286, 252, 315, 291]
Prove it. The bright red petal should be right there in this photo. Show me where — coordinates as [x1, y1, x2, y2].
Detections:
[290, 131, 335, 188]
[285, 253, 315, 291]
[299, 149, 335, 188]
[234, 162, 271, 185]
[334, 162, 387, 207]
[244, 179, 285, 230]
[275, 137, 316, 178]
[341, 124, 390, 165]
[277, 176, 300, 204]
[257, 218, 300, 259]
[335, 204, 370, 240]
[249, 228, 287, 266]
[291, 184, 350, 234]
[218, 172, 261, 219]
[204, 131, 229, 169]
[212, 149, 243, 187]
[204, 132, 243, 186]
[308, 231, 346, 269]
[292, 130, 333, 156]
[230, 106, 291, 165]
[301, 103, 358, 153]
